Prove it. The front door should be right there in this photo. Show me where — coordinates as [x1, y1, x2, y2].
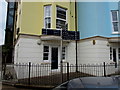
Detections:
[113, 48, 117, 68]
[113, 48, 117, 63]
[51, 47, 58, 69]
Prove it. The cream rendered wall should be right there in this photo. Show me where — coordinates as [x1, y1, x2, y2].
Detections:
[67, 41, 76, 64]
[14, 36, 77, 78]
[14, 35, 43, 64]
[78, 38, 111, 64]
[14, 38, 77, 65]
[77, 37, 118, 75]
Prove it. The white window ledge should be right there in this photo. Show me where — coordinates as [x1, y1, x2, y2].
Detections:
[112, 32, 120, 34]
[41, 62, 51, 65]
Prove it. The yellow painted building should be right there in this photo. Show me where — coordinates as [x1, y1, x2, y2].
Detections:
[15, 1, 76, 36]
[14, 1, 79, 70]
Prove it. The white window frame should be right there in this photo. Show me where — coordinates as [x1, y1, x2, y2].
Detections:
[110, 47, 112, 60]
[56, 6, 67, 30]
[62, 47, 66, 60]
[44, 5, 51, 29]
[118, 48, 120, 60]
[110, 47, 120, 63]
[43, 46, 49, 61]
[111, 10, 119, 34]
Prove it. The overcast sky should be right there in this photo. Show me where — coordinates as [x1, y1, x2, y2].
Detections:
[0, 0, 7, 45]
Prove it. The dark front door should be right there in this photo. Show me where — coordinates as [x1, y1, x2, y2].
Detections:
[51, 47, 58, 69]
[113, 49, 117, 62]
[113, 48, 117, 68]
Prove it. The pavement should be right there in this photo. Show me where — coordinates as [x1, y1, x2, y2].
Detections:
[2, 84, 34, 90]
[2, 80, 54, 90]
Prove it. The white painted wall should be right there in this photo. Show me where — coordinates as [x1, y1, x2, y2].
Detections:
[14, 35, 44, 79]
[14, 36, 43, 64]
[14, 35, 77, 78]
[78, 38, 111, 64]
[77, 37, 118, 75]
[14, 35, 118, 78]
[67, 41, 76, 65]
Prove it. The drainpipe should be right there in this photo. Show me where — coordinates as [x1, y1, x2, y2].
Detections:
[60, 28, 63, 83]
[75, 1, 78, 72]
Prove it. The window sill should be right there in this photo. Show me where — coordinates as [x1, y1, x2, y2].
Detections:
[41, 62, 51, 65]
[110, 61, 116, 64]
[112, 32, 120, 35]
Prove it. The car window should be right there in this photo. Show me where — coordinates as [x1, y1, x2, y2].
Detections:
[67, 78, 84, 90]
[67, 77, 118, 89]
[81, 77, 115, 86]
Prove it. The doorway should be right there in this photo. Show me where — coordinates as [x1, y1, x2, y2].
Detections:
[112, 48, 118, 68]
[51, 47, 58, 69]
[113, 48, 117, 63]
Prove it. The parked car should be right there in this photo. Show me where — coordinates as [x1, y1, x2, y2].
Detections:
[53, 76, 120, 90]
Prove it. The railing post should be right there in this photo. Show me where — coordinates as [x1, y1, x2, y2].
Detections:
[61, 61, 63, 83]
[67, 62, 69, 81]
[115, 62, 117, 68]
[103, 62, 106, 77]
[28, 62, 31, 85]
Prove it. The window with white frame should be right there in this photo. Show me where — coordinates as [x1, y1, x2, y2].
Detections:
[118, 48, 120, 59]
[43, 46, 49, 60]
[44, 5, 51, 28]
[111, 10, 119, 33]
[110, 47, 112, 60]
[62, 47, 66, 60]
[110, 47, 120, 61]
[56, 6, 67, 30]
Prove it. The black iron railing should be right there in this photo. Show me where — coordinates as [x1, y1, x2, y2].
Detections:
[3, 62, 120, 87]
[42, 28, 80, 40]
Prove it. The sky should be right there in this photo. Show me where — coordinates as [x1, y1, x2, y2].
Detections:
[0, 0, 7, 45]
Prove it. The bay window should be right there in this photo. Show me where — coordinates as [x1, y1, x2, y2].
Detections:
[56, 6, 67, 30]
